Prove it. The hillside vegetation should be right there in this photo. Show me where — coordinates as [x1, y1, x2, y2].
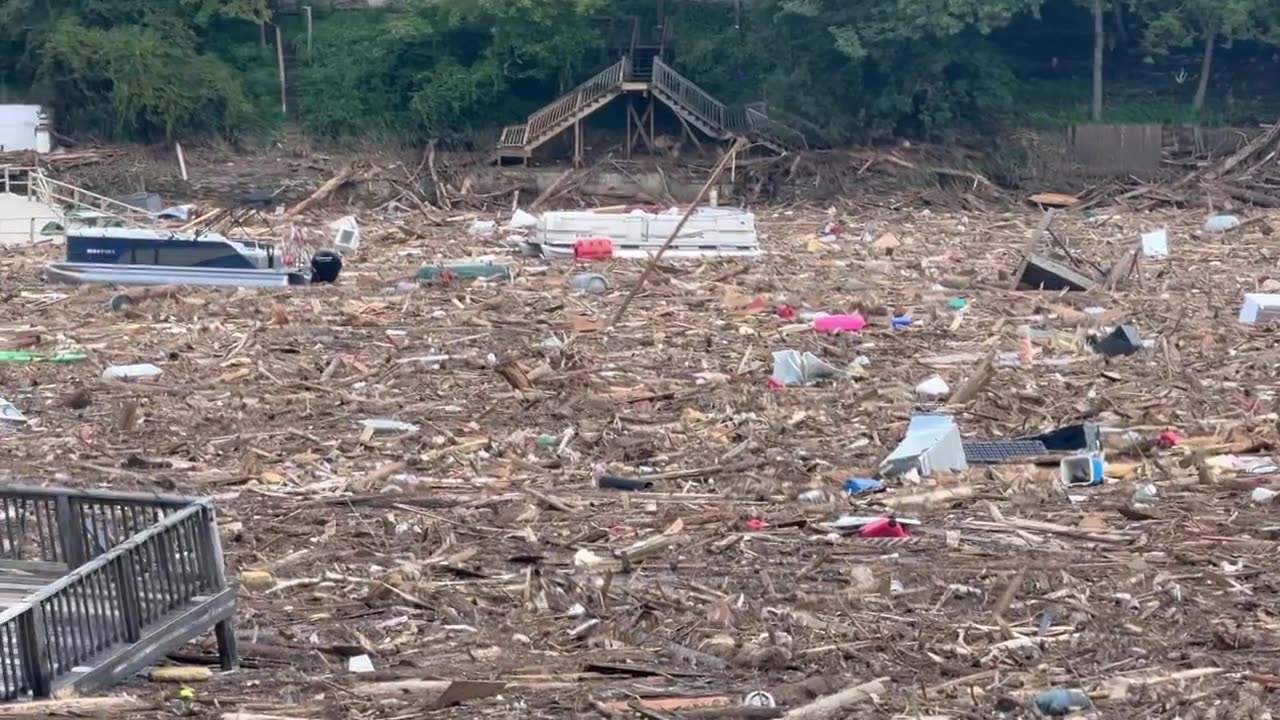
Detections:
[2, 0, 1280, 146]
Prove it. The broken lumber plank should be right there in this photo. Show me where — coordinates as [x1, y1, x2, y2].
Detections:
[0, 696, 151, 715]
[780, 677, 889, 719]
[287, 164, 357, 216]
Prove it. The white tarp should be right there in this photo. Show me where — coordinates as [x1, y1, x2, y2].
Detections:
[0, 105, 49, 153]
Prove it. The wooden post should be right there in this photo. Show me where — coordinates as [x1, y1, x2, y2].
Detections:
[275, 25, 287, 117]
[54, 496, 85, 568]
[201, 505, 239, 671]
[17, 605, 51, 698]
[115, 556, 142, 642]
[648, 95, 655, 147]
[175, 142, 188, 182]
[675, 114, 703, 153]
[625, 97, 633, 159]
[573, 120, 582, 168]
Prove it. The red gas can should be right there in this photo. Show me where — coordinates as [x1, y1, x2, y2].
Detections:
[574, 237, 613, 261]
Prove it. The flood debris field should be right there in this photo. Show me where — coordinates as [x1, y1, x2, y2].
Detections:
[2, 201, 1280, 719]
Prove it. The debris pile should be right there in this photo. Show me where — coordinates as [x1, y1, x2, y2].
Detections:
[1, 147, 1280, 718]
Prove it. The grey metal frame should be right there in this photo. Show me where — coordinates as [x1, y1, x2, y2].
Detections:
[0, 487, 237, 701]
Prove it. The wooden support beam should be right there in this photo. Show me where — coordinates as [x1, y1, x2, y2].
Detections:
[648, 95, 656, 148]
[675, 112, 704, 153]
[628, 101, 655, 155]
[625, 97, 633, 159]
[576, 119, 586, 167]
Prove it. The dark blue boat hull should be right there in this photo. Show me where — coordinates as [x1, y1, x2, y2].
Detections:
[66, 234, 264, 270]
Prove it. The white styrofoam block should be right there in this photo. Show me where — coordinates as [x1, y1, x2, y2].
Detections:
[1141, 229, 1168, 258]
[1239, 293, 1280, 325]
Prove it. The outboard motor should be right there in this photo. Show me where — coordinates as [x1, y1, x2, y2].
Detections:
[310, 249, 343, 284]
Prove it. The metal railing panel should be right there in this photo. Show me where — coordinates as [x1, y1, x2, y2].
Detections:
[28, 172, 158, 222]
[0, 497, 62, 564]
[0, 488, 230, 701]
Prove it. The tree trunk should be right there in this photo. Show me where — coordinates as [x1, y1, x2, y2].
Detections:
[1091, 0, 1104, 121]
[1193, 22, 1217, 113]
[1111, 1, 1127, 45]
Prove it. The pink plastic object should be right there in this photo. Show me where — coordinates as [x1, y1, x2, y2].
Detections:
[813, 314, 866, 334]
[859, 518, 908, 538]
[1156, 430, 1183, 449]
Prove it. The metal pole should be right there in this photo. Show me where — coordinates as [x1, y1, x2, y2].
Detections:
[276, 24, 287, 116]
[304, 6, 313, 65]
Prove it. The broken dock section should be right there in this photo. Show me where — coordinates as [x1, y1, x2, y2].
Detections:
[0, 487, 236, 701]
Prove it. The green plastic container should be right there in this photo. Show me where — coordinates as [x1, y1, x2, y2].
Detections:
[416, 262, 512, 283]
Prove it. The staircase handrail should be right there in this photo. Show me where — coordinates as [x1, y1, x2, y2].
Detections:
[651, 58, 727, 132]
[525, 58, 627, 144]
[745, 106, 808, 150]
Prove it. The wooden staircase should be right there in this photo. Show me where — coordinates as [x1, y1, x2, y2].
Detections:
[498, 59, 628, 160]
[496, 54, 805, 161]
[650, 58, 806, 154]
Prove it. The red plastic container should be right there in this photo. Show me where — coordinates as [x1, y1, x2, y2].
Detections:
[574, 237, 613, 261]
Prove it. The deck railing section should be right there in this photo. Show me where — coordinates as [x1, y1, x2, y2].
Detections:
[0, 489, 227, 701]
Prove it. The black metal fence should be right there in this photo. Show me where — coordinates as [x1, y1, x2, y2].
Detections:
[0, 488, 233, 701]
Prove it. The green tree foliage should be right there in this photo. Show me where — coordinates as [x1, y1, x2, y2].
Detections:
[817, 0, 1044, 59]
[180, 0, 270, 25]
[1132, 0, 1265, 110]
[295, 0, 605, 140]
[1, 0, 265, 140]
[6, 0, 1280, 144]
[41, 18, 252, 138]
[666, 0, 1035, 142]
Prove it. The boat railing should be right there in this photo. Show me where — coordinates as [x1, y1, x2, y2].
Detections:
[27, 170, 159, 224]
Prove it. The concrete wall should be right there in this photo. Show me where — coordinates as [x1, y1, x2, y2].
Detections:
[463, 167, 729, 203]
